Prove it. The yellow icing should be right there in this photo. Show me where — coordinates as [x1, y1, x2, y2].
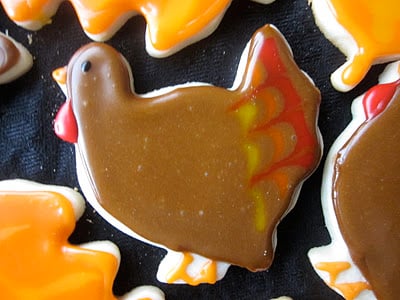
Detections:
[252, 188, 267, 231]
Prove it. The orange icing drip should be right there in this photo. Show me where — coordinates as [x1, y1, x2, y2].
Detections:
[1, 0, 230, 51]
[0, 191, 118, 299]
[329, 0, 400, 86]
[315, 261, 371, 300]
[335, 282, 372, 300]
[166, 253, 217, 285]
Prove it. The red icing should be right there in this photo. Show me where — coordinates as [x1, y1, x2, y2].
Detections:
[363, 79, 400, 120]
[242, 37, 319, 186]
[54, 99, 78, 143]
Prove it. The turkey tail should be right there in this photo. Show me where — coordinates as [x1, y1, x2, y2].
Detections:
[230, 24, 321, 230]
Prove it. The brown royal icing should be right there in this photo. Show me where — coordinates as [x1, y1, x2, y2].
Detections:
[56, 25, 321, 271]
[0, 34, 20, 75]
[333, 82, 400, 299]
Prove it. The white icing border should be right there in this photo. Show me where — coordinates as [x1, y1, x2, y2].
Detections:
[308, 61, 400, 300]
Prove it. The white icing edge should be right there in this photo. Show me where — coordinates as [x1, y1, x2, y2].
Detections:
[61, 24, 321, 284]
[253, 0, 276, 4]
[119, 285, 165, 300]
[0, 32, 33, 84]
[0, 179, 85, 220]
[308, 61, 400, 300]
[156, 250, 230, 284]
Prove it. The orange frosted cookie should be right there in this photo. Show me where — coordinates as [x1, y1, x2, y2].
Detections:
[311, 0, 400, 91]
[0, 32, 32, 84]
[53, 24, 322, 285]
[308, 61, 400, 299]
[0, 179, 164, 300]
[1, 0, 275, 57]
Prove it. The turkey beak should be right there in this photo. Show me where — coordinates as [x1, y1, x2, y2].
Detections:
[52, 66, 68, 95]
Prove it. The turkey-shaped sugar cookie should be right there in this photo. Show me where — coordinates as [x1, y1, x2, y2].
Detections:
[54, 24, 322, 285]
[311, 0, 400, 91]
[0, 32, 32, 84]
[308, 61, 400, 299]
[1, 0, 274, 57]
[0, 179, 164, 300]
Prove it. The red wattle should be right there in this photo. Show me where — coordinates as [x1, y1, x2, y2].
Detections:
[363, 79, 400, 120]
[54, 99, 78, 143]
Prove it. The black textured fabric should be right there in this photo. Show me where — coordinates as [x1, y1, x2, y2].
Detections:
[0, 0, 384, 299]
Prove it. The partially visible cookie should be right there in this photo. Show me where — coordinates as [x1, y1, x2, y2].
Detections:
[0, 179, 164, 300]
[311, 0, 400, 91]
[0, 32, 32, 84]
[1, 0, 275, 57]
[308, 61, 400, 299]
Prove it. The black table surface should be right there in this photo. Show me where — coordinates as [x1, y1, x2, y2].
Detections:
[0, 1, 385, 299]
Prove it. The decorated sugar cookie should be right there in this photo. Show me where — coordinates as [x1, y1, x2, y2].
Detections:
[1, 0, 275, 57]
[311, 0, 400, 92]
[308, 61, 400, 299]
[53, 24, 322, 285]
[0, 179, 164, 300]
[0, 32, 32, 84]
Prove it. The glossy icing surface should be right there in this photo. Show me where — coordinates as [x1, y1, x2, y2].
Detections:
[328, 0, 400, 87]
[0, 34, 20, 75]
[55, 25, 321, 272]
[1, 0, 240, 55]
[332, 81, 400, 299]
[0, 190, 119, 299]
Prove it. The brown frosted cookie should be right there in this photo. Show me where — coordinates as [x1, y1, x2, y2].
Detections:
[54, 24, 322, 285]
[308, 61, 400, 300]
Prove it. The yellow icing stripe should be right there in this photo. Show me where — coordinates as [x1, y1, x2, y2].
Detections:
[234, 97, 268, 232]
[235, 101, 257, 132]
[251, 188, 267, 232]
[244, 142, 260, 178]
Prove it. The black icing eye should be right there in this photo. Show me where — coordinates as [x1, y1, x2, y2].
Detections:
[81, 60, 92, 73]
